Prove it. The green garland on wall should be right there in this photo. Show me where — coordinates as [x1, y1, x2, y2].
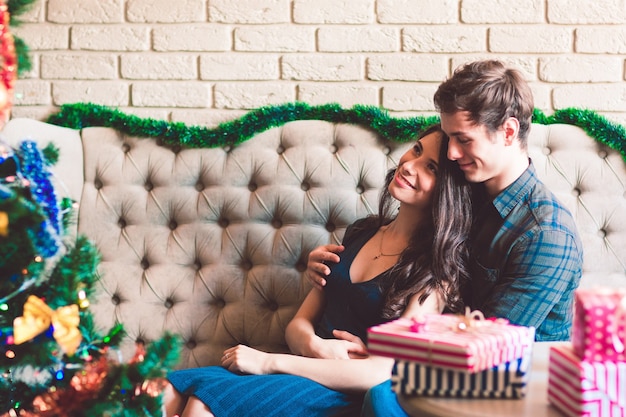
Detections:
[45, 102, 626, 162]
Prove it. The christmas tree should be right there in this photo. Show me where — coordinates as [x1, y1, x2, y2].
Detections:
[0, 1, 181, 415]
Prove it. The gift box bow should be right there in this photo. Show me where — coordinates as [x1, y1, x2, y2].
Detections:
[410, 307, 510, 334]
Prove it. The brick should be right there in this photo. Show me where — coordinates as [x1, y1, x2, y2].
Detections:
[12, 24, 69, 50]
[15, 0, 44, 23]
[318, 27, 399, 52]
[461, 0, 544, 23]
[281, 55, 363, 81]
[127, 0, 206, 23]
[576, 27, 626, 54]
[131, 82, 211, 107]
[403, 27, 486, 53]
[153, 25, 231, 52]
[121, 55, 197, 80]
[13, 80, 51, 105]
[234, 26, 315, 52]
[548, 0, 626, 24]
[72, 26, 149, 51]
[200, 54, 279, 80]
[553, 84, 626, 111]
[9, 106, 57, 121]
[528, 82, 551, 110]
[376, 0, 457, 23]
[382, 83, 439, 111]
[539, 57, 623, 83]
[209, 0, 290, 23]
[41, 54, 117, 79]
[293, 0, 374, 24]
[51, 81, 129, 106]
[48, 0, 123, 23]
[214, 82, 295, 109]
[367, 55, 447, 81]
[297, 83, 379, 107]
[489, 27, 572, 53]
[171, 109, 247, 128]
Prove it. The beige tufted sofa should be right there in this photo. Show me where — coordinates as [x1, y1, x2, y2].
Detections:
[2, 117, 625, 370]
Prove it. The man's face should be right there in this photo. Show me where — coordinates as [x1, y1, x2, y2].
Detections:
[440, 111, 509, 193]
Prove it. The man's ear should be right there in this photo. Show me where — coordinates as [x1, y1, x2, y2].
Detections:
[502, 117, 520, 146]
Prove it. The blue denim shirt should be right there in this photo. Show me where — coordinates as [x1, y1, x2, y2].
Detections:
[465, 161, 583, 341]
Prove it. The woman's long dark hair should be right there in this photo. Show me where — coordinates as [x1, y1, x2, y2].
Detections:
[367, 124, 472, 317]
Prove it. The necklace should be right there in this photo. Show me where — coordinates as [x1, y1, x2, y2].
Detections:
[373, 227, 404, 260]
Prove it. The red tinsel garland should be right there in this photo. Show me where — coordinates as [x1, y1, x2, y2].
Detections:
[0, 0, 16, 127]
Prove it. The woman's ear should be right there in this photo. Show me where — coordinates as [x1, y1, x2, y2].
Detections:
[502, 117, 520, 146]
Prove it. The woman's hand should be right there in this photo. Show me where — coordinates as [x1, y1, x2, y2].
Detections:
[221, 345, 274, 375]
[305, 244, 344, 289]
[307, 329, 369, 359]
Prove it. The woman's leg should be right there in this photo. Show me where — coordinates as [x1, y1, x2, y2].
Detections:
[180, 396, 215, 417]
[162, 382, 188, 417]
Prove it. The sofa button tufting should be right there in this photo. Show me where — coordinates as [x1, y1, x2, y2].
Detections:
[218, 218, 229, 228]
[326, 222, 335, 232]
[118, 218, 127, 228]
[94, 179, 103, 189]
[383, 146, 391, 155]
[164, 298, 174, 308]
[295, 261, 306, 272]
[276, 145, 285, 154]
[145, 182, 154, 191]
[122, 143, 131, 153]
[598, 149, 608, 159]
[186, 340, 197, 349]
[542, 147, 551, 155]
[268, 301, 278, 311]
[330, 144, 338, 154]
[301, 182, 310, 191]
[171, 145, 181, 154]
[242, 260, 253, 271]
[195, 181, 204, 191]
[111, 295, 121, 305]
[194, 259, 202, 270]
[223, 145, 233, 153]
[597, 229, 607, 238]
[272, 219, 282, 229]
[356, 185, 364, 194]
[571, 188, 581, 197]
[169, 220, 178, 230]
[248, 182, 258, 192]
[141, 258, 150, 269]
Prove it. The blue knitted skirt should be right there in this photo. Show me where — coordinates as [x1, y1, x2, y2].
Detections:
[167, 366, 363, 417]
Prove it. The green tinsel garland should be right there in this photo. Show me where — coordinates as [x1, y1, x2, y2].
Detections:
[46, 102, 626, 163]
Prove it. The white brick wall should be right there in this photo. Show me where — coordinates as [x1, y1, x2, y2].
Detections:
[10, 0, 626, 125]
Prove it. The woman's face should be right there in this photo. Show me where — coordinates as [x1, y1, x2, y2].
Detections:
[389, 131, 442, 211]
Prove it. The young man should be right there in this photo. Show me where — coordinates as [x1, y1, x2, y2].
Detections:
[433, 59, 583, 342]
[361, 60, 583, 417]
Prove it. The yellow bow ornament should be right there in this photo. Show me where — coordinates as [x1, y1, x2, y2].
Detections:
[13, 295, 82, 356]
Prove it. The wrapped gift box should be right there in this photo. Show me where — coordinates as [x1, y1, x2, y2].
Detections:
[548, 344, 626, 417]
[572, 288, 626, 362]
[367, 314, 534, 373]
[391, 344, 532, 399]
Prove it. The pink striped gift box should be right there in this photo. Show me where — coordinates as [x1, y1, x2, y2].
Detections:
[367, 314, 534, 373]
[548, 344, 626, 417]
[572, 288, 626, 363]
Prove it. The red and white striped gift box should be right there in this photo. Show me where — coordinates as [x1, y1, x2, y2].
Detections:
[548, 343, 626, 417]
[367, 314, 534, 373]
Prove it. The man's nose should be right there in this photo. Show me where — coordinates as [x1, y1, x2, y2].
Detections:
[447, 139, 462, 161]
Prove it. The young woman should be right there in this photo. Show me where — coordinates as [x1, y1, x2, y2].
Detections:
[163, 124, 472, 417]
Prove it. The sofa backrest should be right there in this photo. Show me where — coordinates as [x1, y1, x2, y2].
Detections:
[2, 117, 625, 368]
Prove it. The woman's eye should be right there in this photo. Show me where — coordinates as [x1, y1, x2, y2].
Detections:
[428, 163, 437, 173]
[412, 144, 422, 155]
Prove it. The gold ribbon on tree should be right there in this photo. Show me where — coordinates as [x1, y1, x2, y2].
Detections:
[13, 295, 82, 355]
